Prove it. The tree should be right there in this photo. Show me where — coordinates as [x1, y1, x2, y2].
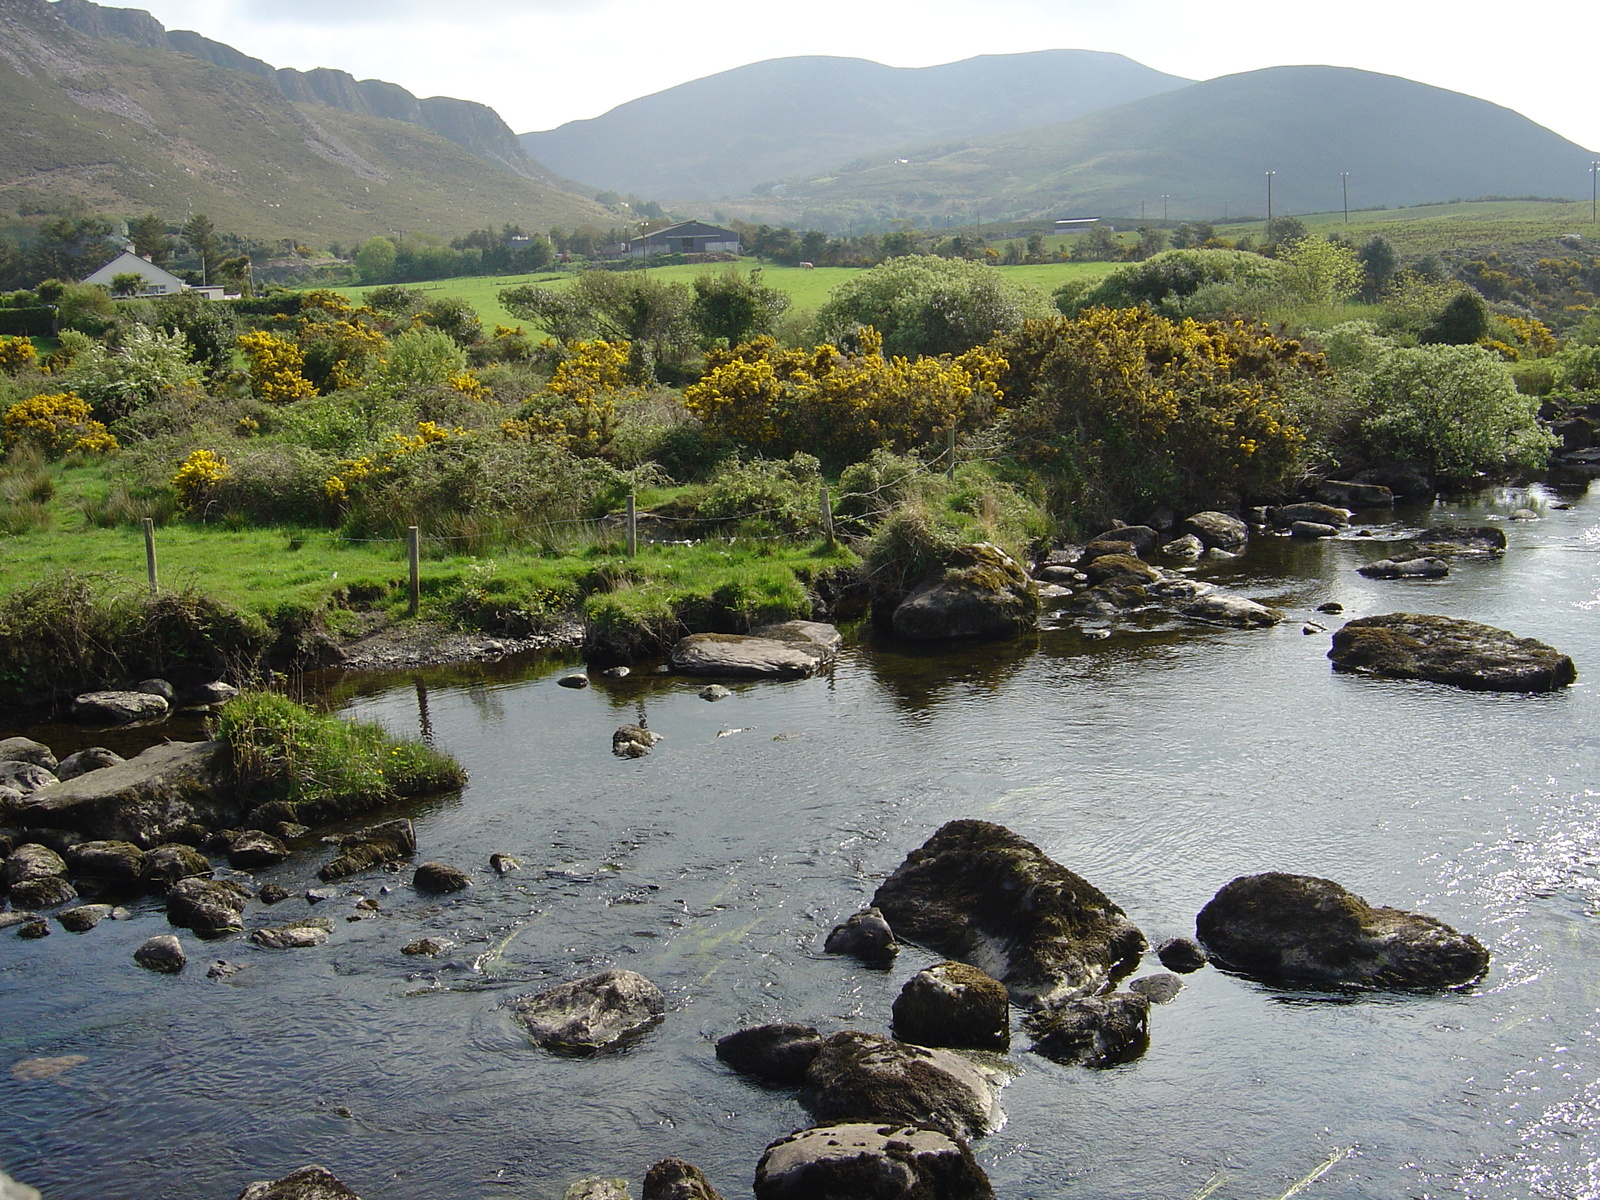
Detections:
[109, 272, 145, 297]
[1278, 237, 1363, 306]
[690, 268, 790, 347]
[182, 213, 221, 283]
[128, 214, 170, 264]
[1420, 288, 1490, 346]
[1169, 221, 1215, 250]
[354, 237, 398, 285]
[810, 255, 1050, 360]
[1357, 236, 1398, 301]
[1071, 225, 1122, 262]
[1075, 249, 1289, 312]
[154, 291, 239, 379]
[1265, 216, 1309, 247]
[500, 272, 696, 380]
[1135, 227, 1168, 260]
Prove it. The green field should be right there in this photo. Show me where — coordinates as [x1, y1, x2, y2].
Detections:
[317, 259, 1119, 331]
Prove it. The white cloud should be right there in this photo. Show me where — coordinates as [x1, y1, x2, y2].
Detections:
[127, 0, 1599, 149]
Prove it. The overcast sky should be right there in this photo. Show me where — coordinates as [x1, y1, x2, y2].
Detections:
[126, 0, 1599, 154]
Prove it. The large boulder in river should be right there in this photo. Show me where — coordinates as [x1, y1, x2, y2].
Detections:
[511, 968, 666, 1052]
[65, 840, 146, 887]
[1329, 613, 1576, 692]
[318, 818, 416, 881]
[1358, 557, 1449, 580]
[641, 1158, 724, 1200]
[802, 1030, 999, 1139]
[670, 621, 839, 679]
[892, 961, 1010, 1051]
[166, 876, 248, 937]
[1180, 511, 1248, 549]
[0, 737, 57, 771]
[72, 690, 169, 726]
[871, 820, 1144, 1008]
[1398, 525, 1506, 557]
[1195, 872, 1489, 990]
[716, 1023, 824, 1086]
[1315, 480, 1394, 508]
[754, 1122, 994, 1200]
[891, 543, 1038, 642]
[1179, 593, 1283, 628]
[823, 907, 897, 962]
[1025, 992, 1150, 1067]
[1, 842, 68, 893]
[17, 741, 234, 847]
[237, 1166, 362, 1200]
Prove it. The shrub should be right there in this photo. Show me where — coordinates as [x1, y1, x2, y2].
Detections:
[1351, 343, 1553, 480]
[2, 391, 117, 456]
[171, 447, 230, 514]
[1555, 343, 1600, 393]
[1069, 249, 1289, 315]
[69, 324, 196, 420]
[0, 335, 37, 374]
[238, 330, 317, 402]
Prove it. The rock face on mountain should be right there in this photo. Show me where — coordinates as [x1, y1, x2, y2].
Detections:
[52, 0, 543, 176]
[871, 820, 1145, 1007]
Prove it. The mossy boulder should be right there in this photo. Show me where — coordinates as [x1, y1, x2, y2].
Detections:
[871, 820, 1145, 1008]
[892, 961, 1010, 1051]
[715, 1023, 824, 1086]
[891, 543, 1038, 642]
[1329, 613, 1576, 692]
[1025, 991, 1150, 1067]
[1195, 872, 1489, 990]
[801, 1030, 999, 1140]
[754, 1122, 994, 1200]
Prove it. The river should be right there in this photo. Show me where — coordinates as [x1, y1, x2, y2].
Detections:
[3, 483, 1598, 1200]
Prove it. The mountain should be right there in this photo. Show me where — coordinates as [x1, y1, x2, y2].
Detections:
[51, 0, 541, 178]
[0, 0, 610, 242]
[518, 51, 1192, 202]
[743, 65, 1598, 226]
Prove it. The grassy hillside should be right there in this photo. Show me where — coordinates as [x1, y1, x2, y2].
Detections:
[0, 0, 609, 243]
[730, 66, 1597, 228]
[519, 51, 1191, 202]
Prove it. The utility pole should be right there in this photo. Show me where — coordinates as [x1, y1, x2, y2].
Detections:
[1342, 173, 1350, 223]
[1593, 162, 1599, 224]
[1265, 172, 1275, 229]
[1161, 194, 1170, 221]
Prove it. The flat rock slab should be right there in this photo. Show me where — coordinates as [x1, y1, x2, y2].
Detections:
[511, 968, 665, 1052]
[72, 690, 170, 726]
[1329, 613, 1576, 692]
[1196, 872, 1489, 990]
[872, 820, 1144, 1008]
[19, 741, 233, 847]
[671, 621, 839, 678]
[755, 1122, 994, 1200]
[1358, 557, 1449, 579]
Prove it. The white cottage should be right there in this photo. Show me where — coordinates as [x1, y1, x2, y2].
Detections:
[81, 251, 231, 299]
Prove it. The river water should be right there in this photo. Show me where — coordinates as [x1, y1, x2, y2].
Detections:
[3, 483, 1600, 1200]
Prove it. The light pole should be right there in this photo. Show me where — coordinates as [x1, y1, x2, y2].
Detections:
[1265, 171, 1275, 229]
[1341, 172, 1350, 223]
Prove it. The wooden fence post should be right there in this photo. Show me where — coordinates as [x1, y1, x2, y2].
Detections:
[143, 518, 158, 593]
[626, 493, 638, 557]
[819, 484, 835, 548]
[946, 422, 957, 479]
[408, 525, 420, 616]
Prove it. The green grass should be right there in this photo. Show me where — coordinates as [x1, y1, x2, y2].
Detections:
[1215, 199, 1599, 254]
[216, 691, 466, 818]
[314, 259, 1119, 334]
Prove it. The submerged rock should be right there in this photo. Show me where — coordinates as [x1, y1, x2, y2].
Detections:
[511, 968, 666, 1052]
[135, 934, 187, 974]
[1358, 557, 1450, 580]
[1026, 992, 1151, 1066]
[250, 918, 335, 949]
[1400, 525, 1506, 557]
[237, 1165, 362, 1200]
[715, 1023, 824, 1086]
[891, 543, 1038, 642]
[892, 961, 1010, 1051]
[823, 907, 897, 963]
[1315, 480, 1394, 508]
[802, 1030, 999, 1139]
[613, 725, 662, 758]
[1196, 872, 1489, 990]
[754, 1122, 994, 1200]
[318, 818, 417, 881]
[1180, 593, 1283, 628]
[1129, 973, 1185, 1004]
[413, 862, 470, 894]
[641, 1158, 724, 1200]
[1156, 936, 1209, 973]
[562, 1180, 631, 1200]
[871, 820, 1145, 1008]
[670, 621, 840, 679]
[54, 747, 125, 782]
[167, 877, 249, 937]
[1329, 613, 1576, 692]
[58, 903, 114, 932]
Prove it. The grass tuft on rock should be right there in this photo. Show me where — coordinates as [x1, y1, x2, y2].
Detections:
[215, 691, 466, 819]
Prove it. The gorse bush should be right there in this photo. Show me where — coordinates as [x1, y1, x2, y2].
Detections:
[995, 307, 1325, 519]
[2, 391, 117, 457]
